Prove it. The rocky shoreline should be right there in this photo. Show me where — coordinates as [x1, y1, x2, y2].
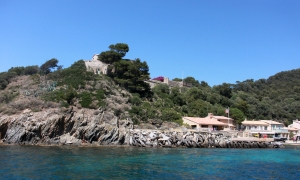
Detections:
[0, 107, 282, 148]
[128, 129, 280, 148]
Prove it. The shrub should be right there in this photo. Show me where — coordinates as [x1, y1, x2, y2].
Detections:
[30, 74, 40, 84]
[95, 89, 106, 107]
[58, 60, 94, 89]
[60, 101, 69, 108]
[42, 87, 77, 105]
[24, 66, 39, 75]
[79, 92, 92, 108]
[0, 91, 19, 104]
[161, 108, 182, 124]
[129, 95, 142, 106]
[0, 71, 18, 90]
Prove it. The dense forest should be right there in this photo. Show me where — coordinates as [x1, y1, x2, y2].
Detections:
[0, 43, 299, 127]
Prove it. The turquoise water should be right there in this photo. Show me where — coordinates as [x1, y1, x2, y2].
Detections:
[1, 145, 300, 180]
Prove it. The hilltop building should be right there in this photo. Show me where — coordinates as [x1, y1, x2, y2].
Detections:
[84, 54, 192, 89]
[85, 54, 110, 75]
[145, 77, 193, 88]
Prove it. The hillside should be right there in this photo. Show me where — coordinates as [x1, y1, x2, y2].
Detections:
[232, 68, 300, 124]
[0, 43, 299, 128]
[0, 60, 131, 121]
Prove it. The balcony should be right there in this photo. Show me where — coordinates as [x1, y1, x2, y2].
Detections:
[244, 130, 274, 134]
[272, 129, 288, 133]
[243, 129, 288, 134]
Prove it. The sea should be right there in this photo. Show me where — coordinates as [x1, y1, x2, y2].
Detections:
[1, 145, 300, 180]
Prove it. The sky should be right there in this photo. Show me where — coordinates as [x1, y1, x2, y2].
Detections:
[1, 0, 299, 86]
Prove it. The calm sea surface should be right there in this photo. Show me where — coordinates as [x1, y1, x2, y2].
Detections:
[1, 145, 300, 180]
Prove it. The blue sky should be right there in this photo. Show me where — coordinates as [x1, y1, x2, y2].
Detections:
[1, 0, 299, 86]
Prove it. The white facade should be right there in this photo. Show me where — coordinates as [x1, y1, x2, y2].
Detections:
[289, 120, 300, 130]
[244, 125, 268, 131]
[85, 54, 110, 75]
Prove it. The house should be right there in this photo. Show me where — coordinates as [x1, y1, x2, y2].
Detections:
[241, 120, 288, 138]
[260, 120, 288, 138]
[241, 120, 268, 131]
[241, 120, 271, 137]
[212, 115, 235, 129]
[85, 54, 110, 75]
[288, 119, 300, 139]
[288, 119, 300, 131]
[284, 127, 299, 139]
[182, 113, 235, 131]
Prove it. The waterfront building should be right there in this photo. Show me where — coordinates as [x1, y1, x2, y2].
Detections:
[241, 120, 288, 138]
[288, 119, 300, 132]
[284, 127, 299, 140]
[182, 113, 235, 131]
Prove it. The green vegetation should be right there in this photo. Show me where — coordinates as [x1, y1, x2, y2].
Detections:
[40, 58, 59, 74]
[111, 58, 152, 98]
[127, 69, 300, 126]
[43, 60, 107, 109]
[1, 43, 300, 127]
[98, 43, 152, 98]
[98, 43, 129, 63]
[54, 60, 94, 89]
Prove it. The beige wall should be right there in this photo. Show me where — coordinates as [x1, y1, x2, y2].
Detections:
[183, 118, 200, 128]
[145, 77, 184, 89]
[244, 125, 267, 130]
[218, 119, 233, 125]
[85, 56, 110, 75]
[182, 118, 224, 130]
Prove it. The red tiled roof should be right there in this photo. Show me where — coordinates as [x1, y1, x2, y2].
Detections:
[241, 121, 268, 125]
[212, 116, 233, 120]
[183, 117, 227, 126]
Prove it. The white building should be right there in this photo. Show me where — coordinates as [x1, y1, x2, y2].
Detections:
[85, 54, 110, 75]
[289, 119, 300, 130]
[241, 120, 288, 138]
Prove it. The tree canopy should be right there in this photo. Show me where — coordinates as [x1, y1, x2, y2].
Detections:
[98, 43, 129, 64]
[40, 58, 59, 74]
[109, 43, 129, 57]
[112, 58, 152, 98]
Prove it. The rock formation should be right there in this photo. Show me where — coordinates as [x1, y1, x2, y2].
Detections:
[0, 107, 133, 146]
[0, 107, 278, 148]
[128, 129, 274, 148]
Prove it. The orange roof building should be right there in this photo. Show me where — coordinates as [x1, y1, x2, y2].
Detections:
[183, 113, 235, 131]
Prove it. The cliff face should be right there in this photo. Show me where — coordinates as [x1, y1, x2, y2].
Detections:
[0, 108, 277, 148]
[0, 107, 133, 145]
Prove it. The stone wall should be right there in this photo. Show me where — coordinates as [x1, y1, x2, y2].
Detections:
[85, 54, 110, 75]
[145, 77, 192, 89]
